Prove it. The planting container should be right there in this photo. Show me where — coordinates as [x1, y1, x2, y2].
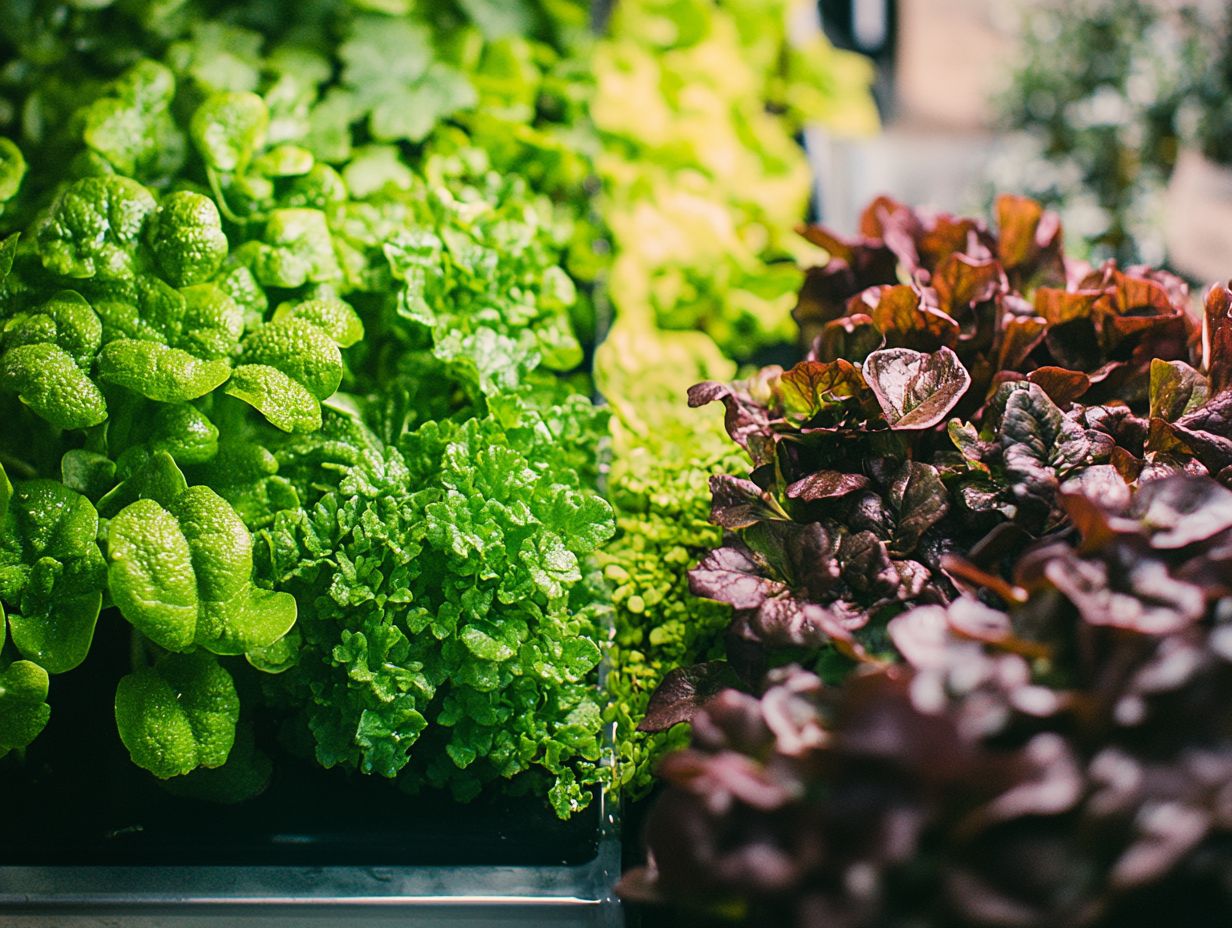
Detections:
[0, 630, 621, 927]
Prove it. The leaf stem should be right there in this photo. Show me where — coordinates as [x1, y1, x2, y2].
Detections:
[0, 452, 37, 479]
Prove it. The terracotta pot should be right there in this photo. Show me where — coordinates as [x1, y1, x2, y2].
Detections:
[1164, 148, 1232, 283]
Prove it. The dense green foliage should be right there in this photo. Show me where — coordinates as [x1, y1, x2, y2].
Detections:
[0, 0, 880, 817]
[0, 0, 614, 816]
[594, 0, 876, 797]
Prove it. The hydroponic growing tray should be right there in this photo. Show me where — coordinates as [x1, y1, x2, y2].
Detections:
[0, 615, 621, 927]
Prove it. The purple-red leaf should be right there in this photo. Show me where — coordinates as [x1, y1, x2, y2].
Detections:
[638, 662, 738, 733]
[1203, 281, 1232, 394]
[1034, 287, 1101, 326]
[1126, 475, 1232, 549]
[932, 253, 1002, 316]
[863, 346, 972, 430]
[861, 284, 959, 348]
[810, 312, 883, 364]
[709, 475, 775, 530]
[1025, 365, 1092, 406]
[784, 470, 870, 501]
[687, 380, 771, 454]
[689, 544, 780, 611]
[777, 359, 866, 419]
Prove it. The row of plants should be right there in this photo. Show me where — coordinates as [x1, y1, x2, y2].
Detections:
[0, 0, 611, 818]
[0, 0, 879, 823]
[619, 195, 1232, 925]
[3, 0, 1229, 922]
[591, 0, 877, 798]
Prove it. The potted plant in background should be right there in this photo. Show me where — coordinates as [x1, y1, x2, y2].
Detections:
[1164, 2, 1232, 282]
[998, 0, 1192, 265]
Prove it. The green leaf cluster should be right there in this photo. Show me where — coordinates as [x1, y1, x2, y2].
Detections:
[591, 1, 876, 796]
[261, 409, 612, 815]
[0, 0, 611, 815]
[594, 0, 877, 358]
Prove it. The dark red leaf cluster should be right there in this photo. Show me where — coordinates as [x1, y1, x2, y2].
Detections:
[663, 196, 1219, 703]
[625, 195, 1232, 924]
[622, 474, 1232, 927]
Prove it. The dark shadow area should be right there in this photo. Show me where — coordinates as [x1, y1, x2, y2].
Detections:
[0, 614, 600, 869]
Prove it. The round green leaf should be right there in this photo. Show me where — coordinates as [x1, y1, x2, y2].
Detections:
[196, 586, 297, 657]
[225, 364, 322, 433]
[107, 486, 297, 655]
[8, 591, 102, 674]
[150, 191, 228, 287]
[0, 342, 108, 429]
[107, 497, 199, 651]
[38, 176, 157, 280]
[0, 659, 50, 754]
[158, 722, 272, 803]
[190, 92, 268, 172]
[240, 317, 343, 399]
[272, 298, 364, 347]
[114, 651, 239, 778]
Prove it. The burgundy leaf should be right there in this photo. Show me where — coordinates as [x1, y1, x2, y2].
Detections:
[689, 544, 782, 610]
[887, 460, 949, 552]
[996, 194, 1064, 286]
[917, 214, 990, 269]
[1044, 550, 1205, 635]
[810, 311, 884, 364]
[932, 253, 1002, 317]
[995, 313, 1049, 372]
[688, 380, 772, 454]
[1203, 281, 1232, 394]
[785, 470, 870, 501]
[1125, 474, 1232, 549]
[709, 475, 775, 530]
[657, 748, 794, 812]
[862, 283, 959, 348]
[860, 195, 923, 270]
[1034, 287, 1101, 325]
[638, 662, 739, 733]
[1059, 463, 1131, 511]
[743, 520, 843, 602]
[753, 597, 859, 650]
[1171, 390, 1232, 474]
[777, 358, 866, 419]
[1025, 365, 1092, 406]
[839, 529, 898, 597]
[997, 194, 1046, 269]
[863, 346, 972, 430]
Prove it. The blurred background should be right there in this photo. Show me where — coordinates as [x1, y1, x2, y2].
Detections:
[812, 0, 1232, 283]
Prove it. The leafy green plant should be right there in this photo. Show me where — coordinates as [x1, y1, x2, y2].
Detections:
[595, 0, 877, 359]
[0, 0, 613, 815]
[593, 0, 877, 798]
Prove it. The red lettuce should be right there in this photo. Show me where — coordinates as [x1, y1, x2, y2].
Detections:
[622, 473, 1232, 927]
[651, 196, 1216, 703]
